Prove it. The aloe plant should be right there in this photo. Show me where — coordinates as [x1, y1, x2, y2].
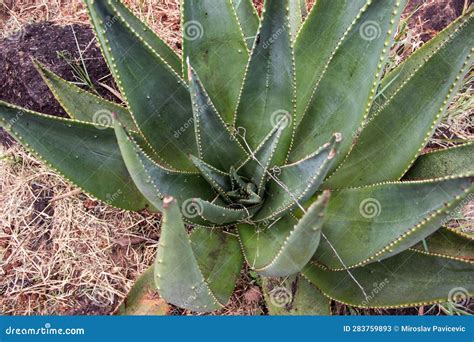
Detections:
[1, 0, 473, 315]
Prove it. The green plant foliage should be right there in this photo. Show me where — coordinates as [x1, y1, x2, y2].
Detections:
[1, 0, 473, 315]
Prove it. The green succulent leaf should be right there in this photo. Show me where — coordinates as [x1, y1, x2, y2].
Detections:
[34, 61, 137, 131]
[403, 143, 474, 180]
[294, 0, 368, 125]
[182, 0, 248, 124]
[114, 121, 215, 211]
[0, 101, 149, 210]
[239, 191, 330, 277]
[238, 119, 286, 197]
[188, 64, 248, 171]
[235, 0, 295, 165]
[313, 176, 474, 270]
[262, 275, 331, 315]
[118, 266, 169, 315]
[190, 228, 244, 305]
[369, 14, 471, 117]
[288, 0, 303, 41]
[325, 12, 474, 188]
[253, 133, 341, 222]
[188, 198, 260, 225]
[290, 0, 407, 166]
[154, 198, 242, 312]
[85, 0, 197, 171]
[412, 227, 474, 261]
[190, 155, 233, 200]
[231, 0, 259, 49]
[303, 249, 474, 308]
[108, 0, 181, 75]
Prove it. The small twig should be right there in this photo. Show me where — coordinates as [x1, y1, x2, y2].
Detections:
[49, 188, 81, 203]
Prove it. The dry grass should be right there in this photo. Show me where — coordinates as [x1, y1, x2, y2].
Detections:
[0, 0, 472, 316]
[0, 145, 159, 315]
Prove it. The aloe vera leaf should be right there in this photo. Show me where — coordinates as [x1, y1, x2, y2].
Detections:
[114, 121, 215, 211]
[190, 155, 232, 201]
[85, 0, 196, 171]
[303, 249, 474, 308]
[182, 0, 248, 123]
[239, 191, 330, 277]
[186, 198, 260, 225]
[118, 266, 170, 315]
[290, 0, 406, 168]
[155, 197, 241, 312]
[412, 227, 474, 261]
[314, 176, 474, 269]
[288, 0, 303, 40]
[188, 64, 247, 171]
[325, 12, 474, 188]
[369, 13, 471, 116]
[253, 134, 341, 221]
[293, 0, 368, 126]
[262, 275, 331, 315]
[0, 101, 151, 210]
[108, 0, 182, 75]
[190, 228, 244, 305]
[403, 143, 474, 180]
[34, 61, 137, 131]
[235, 0, 295, 165]
[238, 119, 286, 197]
[231, 0, 259, 49]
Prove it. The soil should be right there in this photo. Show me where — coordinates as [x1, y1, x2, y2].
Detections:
[406, 0, 468, 41]
[0, 22, 116, 147]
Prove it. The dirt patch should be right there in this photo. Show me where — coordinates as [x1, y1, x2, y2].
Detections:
[0, 22, 120, 148]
